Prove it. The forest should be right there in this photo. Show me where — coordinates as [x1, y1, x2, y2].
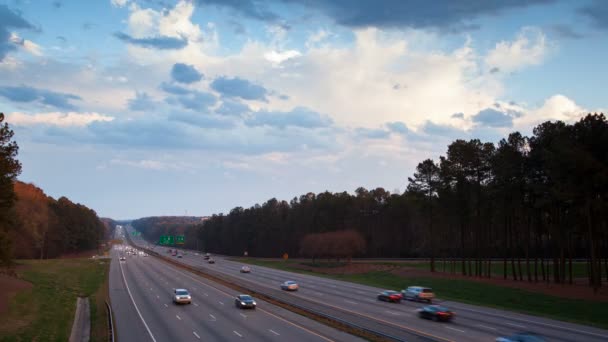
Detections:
[0, 113, 107, 265]
[132, 113, 608, 291]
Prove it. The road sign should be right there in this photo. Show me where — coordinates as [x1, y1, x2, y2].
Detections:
[176, 235, 185, 245]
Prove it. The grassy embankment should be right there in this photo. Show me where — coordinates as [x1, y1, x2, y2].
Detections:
[237, 258, 608, 329]
[0, 258, 110, 342]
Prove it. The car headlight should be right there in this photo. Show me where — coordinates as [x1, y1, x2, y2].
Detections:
[252, 302, 256, 305]
[240, 301, 246, 305]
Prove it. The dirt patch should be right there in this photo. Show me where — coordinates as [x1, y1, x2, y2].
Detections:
[292, 262, 398, 275]
[392, 266, 608, 302]
[0, 273, 33, 315]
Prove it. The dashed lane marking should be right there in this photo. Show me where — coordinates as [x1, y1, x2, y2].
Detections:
[269, 329, 280, 336]
[233, 331, 243, 338]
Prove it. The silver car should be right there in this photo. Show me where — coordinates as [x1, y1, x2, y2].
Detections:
[172, 288, 192, 304]
[281, 281, 299, 291]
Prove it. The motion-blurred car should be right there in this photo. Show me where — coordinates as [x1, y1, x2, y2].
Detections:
[281, 281, 299, 291]
[417, 305, 453, 322]
[208, 258, 215, 264]
[496, 332, 546, 342]
[119, 256, 126, 261]
[172, 288, 192, 304]
[177, 254, 183, 258]
[377, 290, 402, 303]
[240, 266, 251, 273]
[234, 294, 256, 309]
[402, 286, 434, 303]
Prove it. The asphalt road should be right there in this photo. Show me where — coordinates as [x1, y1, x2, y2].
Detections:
[126, 227, 608, 342]
[110, 228, 363, 342]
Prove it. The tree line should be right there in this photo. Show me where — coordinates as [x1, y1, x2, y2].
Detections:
[132, 114, 608, 291]
[0, 113, 107, 266]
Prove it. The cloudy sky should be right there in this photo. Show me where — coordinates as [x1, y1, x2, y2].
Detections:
[1, 0, 606, 219]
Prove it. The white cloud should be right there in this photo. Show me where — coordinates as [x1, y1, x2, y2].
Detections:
[264, 50, 301, 64]
[485, 27, 548, 73]
[111, 0, 129, 8]
[7, 112, 114, 127]
[514, 94, 587, 129]
[9, 33, 42, 56]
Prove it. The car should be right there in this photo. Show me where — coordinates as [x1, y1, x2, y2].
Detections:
[417, 305, 453, 322]
[402, 286, 434, 303]
[208, 259, 215, 264]
[177, 254, 183, 258]
[281, 281, 299, 291]
[119, 256, 126, 261]
[234, 294, 256, 309]
[172, 288, 192, 304]
[203, 255, 210, 260]
[496, 332, 546, 342]
[167, 249, 172, 253]
[240, 266, 251, 273]
[377, 290, 402, 303]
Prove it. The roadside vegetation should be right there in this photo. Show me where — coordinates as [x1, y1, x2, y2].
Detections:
[237, 258, 608, 329]
[135, 114, 608, 293]
[0, 258, 109, 342]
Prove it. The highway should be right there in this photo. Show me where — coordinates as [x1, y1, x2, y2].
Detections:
[109, 227, 364, 342]
[126, 226, 608, 342]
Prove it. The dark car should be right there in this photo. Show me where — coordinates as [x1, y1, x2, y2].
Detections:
[234, 294, 256, 309]
[208, 258, 215, 264]
[496, 332, 546, 342]
[377, 290, 402, 303]
[417, 305, 454, 322]
[177, 254, 183, 258]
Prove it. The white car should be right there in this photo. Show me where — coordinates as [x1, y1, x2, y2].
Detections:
[172, 288, 192, 304]
[281, 281, 299, 291]
[119, 256, 126, 261]
[240, 266, 251, 273]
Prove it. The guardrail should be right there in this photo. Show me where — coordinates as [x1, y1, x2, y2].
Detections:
[105, 300, 114, 342]
[125, 232, 437, 342]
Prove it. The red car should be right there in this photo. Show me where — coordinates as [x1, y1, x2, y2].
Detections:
[417, 305, 454, 322]
[377, 290, 402, 303]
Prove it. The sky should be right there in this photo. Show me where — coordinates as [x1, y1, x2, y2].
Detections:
[1, 0, 606, 219]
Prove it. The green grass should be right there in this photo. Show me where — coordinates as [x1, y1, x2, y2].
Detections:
[236, 258, 608, 329]
[0, 258, 109, 342]
[405, 260, 589, 278]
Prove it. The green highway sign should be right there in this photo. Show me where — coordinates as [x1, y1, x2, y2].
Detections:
[176, 235, 185, 244]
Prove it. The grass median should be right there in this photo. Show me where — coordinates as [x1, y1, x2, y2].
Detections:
[236, 258, 608, 329]
[0, 258, 110, 342]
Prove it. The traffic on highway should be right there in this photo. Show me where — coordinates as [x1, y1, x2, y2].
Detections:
[113, 225, 608, 342]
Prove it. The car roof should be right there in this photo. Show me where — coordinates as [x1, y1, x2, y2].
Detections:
[175, 288, 188, 292]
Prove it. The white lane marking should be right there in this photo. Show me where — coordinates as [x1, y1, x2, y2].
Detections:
[233, 331, 243, 338]
[356, 291, 364, 294]
[150, 288, 153, 291]
[156, 295, 159, 299]
[444, 326, 465, 333]
[506, 322, 526, 328]
[164, 304, 168, 308]
[269, 329, 280, 336]
[315, 292, 323, 296]
[204, 293, 208, 297]
[476, 324, 496, 330]
[209, 314, 216, 321]
[176, 315, 181, 320]
[345, 300, 358, 305]
[385, 310, 400, 315]
[118, 258, 157, 342]
[219, 301, 224, 305]
[193, 302, 199, 307]
[240, 313, 247, 318]
[193, 332, 200, 339]
[455, 306, 608, 339]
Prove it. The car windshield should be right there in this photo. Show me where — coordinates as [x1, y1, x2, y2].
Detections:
[176, 290, 189, 296]
[422, 289, 433, 293]
[433, 306, 449, 312]
[240, 295, 252, 301]
[385, 291, 399, 295]
[286, 281, 296, 285]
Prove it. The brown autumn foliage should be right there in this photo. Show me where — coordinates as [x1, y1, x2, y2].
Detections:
[300, 230, 366, 263]
[10, 181, 107, 259]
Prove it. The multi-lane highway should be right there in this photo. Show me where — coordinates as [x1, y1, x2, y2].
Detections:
[126, 226, 608, 342]
[109, 226, 364, 342]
